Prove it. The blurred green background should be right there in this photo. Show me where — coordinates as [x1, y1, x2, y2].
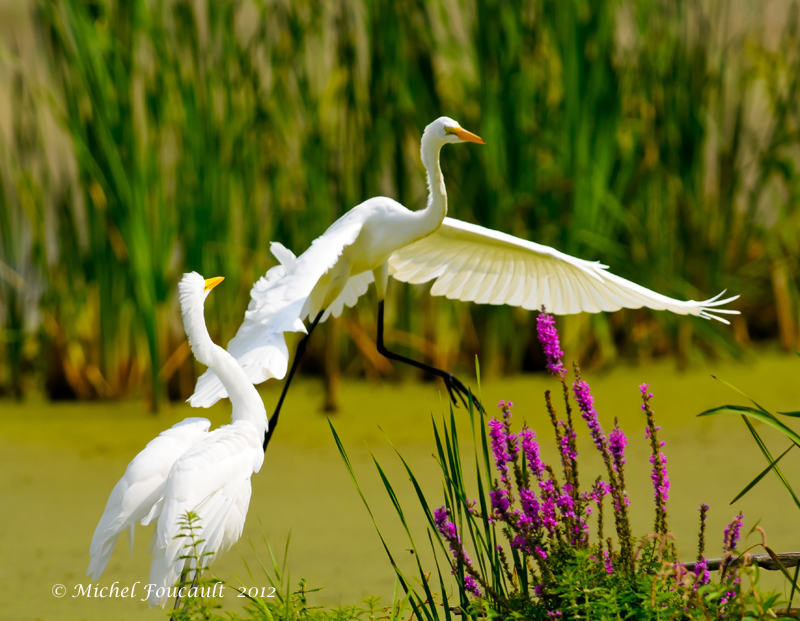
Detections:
[1, 2, 800, 620]
[1, 0, 798, 409]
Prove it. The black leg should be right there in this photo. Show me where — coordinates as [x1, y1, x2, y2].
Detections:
[376, 300, 483, 413]
[263, 311, 324, 452]
[169, 571, 187, 620]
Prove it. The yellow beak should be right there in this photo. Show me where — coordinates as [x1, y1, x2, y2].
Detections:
[452, 126, 486, 144]
[204, 276, 225, 292]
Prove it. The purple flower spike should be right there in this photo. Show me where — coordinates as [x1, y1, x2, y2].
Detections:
[694, 557, 710, 588]
[723, 513, 744, 552]
[489, 419, 512, 485]
[602, 549, 613, 574]
[536, 310, 565, 377]
[463, 575, 481, 598]
[650, 452, 670, 512]
[538, 480, 558, 533]
[559, 423, 578, 462]
[609, 422, 627, 477]
[642, 384, 669, 533]
[434, 506, 482, 597]
[573, 379, 606, 453]
[520, 426, 545, 478]
[520, 488, 542, 529]
[434, 506, 449, 531]
[490, 489, 511, 520]
[497, 401, 520, 461]
[592, 479, 611, 502]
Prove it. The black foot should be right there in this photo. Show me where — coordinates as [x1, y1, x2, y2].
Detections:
[443, 372, 484, 413]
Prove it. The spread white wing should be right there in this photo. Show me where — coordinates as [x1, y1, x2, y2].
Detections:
[86, 418, 211, 581]
[389, 217, 739, 322]
[148, 421, 263, 607]
[189, 215, 366, 407]
[322, 270, 375, 321]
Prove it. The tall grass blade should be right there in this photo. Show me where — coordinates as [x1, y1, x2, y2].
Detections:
[698, 405, 800, 447]
[327, 421, 414, 597]
[739, 416, 800, 512]
[730, 444, 795, 504]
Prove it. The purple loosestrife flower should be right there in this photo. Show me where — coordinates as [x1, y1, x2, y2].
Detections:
[723, 513, 744, 552]
[602, 549, 613, 575]
[434, 506, 482, 597]
[538, 479, 558, 534]
[498, 401, 520, 462]
[520, 426, 545, 478]
[573, 378, 606, 453]
[519, 488, 542, 529]
[490, 489, 511, 521]
[463, 575, 481, 598]
[556, 491, 576, 519]
[559, 422, 578, 462]
[649, 452, 670, 513]
[608, 420, 627, 480]
[489, 418, 512, 486]
[592, 480, 611, 502]
[573, 517, 590, 546]
[641, 384, 669, 533]
[693, 557, 710, 588]
[536, 310, 565, 377]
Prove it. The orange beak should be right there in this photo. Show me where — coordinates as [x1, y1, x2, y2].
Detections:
[204, 276, 225, 292]
[453, 127, 486, 144]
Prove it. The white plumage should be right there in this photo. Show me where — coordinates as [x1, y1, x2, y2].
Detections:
[88, 272, 268, 608]
[189, 116, 739, 409]
[87, 417, 211, 582]
[390, 217, 738, 319]
[146, 421, 263, 606]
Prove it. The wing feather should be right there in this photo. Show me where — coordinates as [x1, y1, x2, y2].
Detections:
[389, 218, 739, 322]
[323, 270, 375, 321]
[189, 217, 365, 407]
[87, 418, 210, 581]
[447, 246, 489, 300]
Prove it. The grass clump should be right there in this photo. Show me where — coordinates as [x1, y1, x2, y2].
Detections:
[169, 520, 410, 621]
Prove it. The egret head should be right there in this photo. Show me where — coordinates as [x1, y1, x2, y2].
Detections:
[426, 116, 485, 146]
[179, 272, 225, 358]
[179, 272, 225, 304]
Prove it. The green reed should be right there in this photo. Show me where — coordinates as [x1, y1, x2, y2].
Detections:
[0, 0, 798, 404]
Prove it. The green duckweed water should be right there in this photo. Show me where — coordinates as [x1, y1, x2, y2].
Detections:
[2, 353, 799, 620]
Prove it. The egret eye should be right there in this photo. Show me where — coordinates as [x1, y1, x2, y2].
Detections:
[444, 126, 460, 136]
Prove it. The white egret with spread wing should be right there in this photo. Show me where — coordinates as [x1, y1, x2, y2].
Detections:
[88, 273, 267, 608]
[188, 116, 738, 445]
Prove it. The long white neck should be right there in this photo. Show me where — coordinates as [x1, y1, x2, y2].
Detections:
[182, 291, 267, 436]
[408, 128, 448, 238]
